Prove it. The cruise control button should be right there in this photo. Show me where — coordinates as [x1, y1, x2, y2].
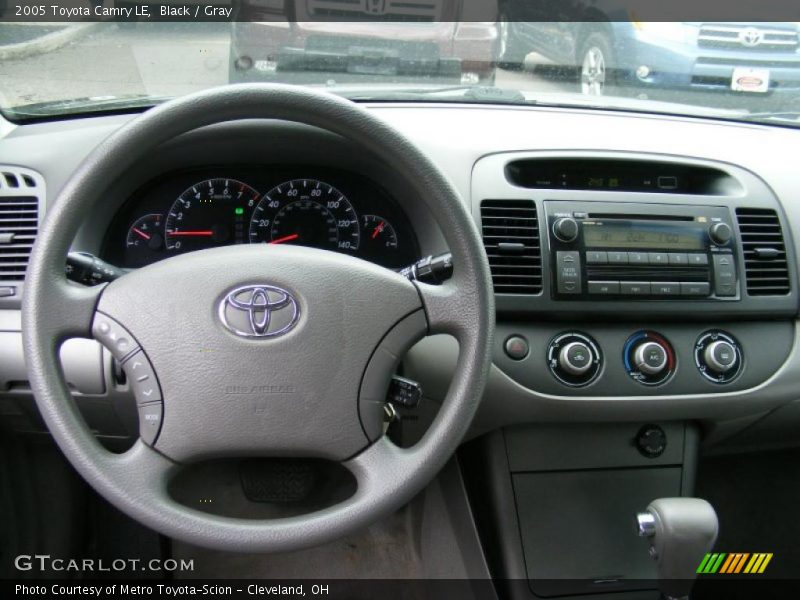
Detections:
[648, 252, 669, 266]
[668, 253, 688, 265]
[681, 282, 711, 296]
[688, 254, 709, 266]
[651, 282, 680, 296]
[92, 313, 139, 361]
[123, 350, 162, 404]
[588, 281, 620, 295]
[628, 252, 649, 265]
[608, 251, 628, 264]
[138, 402, 163, 446]
[621, 281, 651, 295]
[586, 251, 608, 264]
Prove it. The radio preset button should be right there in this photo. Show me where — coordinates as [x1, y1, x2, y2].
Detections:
[586, 250, 608, 264]
[628, 252, 649, 264]
[621, 282, 651, 295]
[681, 282, 711, 296]
[648, 252, 669, 265]
[588, 281, 620, 295]
[608, 251, 628, 264]
[652, 282, 680, 296]
[688, 253, 709, 266]
[668, 253, 688, 265]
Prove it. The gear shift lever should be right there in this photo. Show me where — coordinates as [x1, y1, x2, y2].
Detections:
[636, 498, 719, 600]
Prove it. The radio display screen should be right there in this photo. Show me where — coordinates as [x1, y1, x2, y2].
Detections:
[583, 222, 705, 250]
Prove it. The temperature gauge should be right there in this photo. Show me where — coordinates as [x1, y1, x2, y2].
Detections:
[125, 213, 165, 266]
[362, 215, 398, 250]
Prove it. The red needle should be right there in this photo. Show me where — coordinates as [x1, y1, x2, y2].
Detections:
[132, 227, 151, 241]
[168, 230, 214, 237]
[269, 233, 300, 245]
[371, 221, 386, 240]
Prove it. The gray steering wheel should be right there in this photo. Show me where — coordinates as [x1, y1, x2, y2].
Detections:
[22, 84, 494, 552]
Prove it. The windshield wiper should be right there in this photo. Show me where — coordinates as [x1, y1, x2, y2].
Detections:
[344, 85, 529, 105]
[6, 94, 171, 120]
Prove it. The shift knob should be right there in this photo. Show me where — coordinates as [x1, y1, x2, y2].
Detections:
[636, 498, 718, 600]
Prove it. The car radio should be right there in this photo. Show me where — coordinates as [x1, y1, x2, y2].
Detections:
[546, 201, 739, 300]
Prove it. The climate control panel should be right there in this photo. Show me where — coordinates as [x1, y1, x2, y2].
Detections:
[497, 322, 788, 397]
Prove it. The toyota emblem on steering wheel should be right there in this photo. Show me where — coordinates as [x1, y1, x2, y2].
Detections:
[218, 284, 300, 338]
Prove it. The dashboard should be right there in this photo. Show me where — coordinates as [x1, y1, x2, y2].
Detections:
[1, 102, 800, 451]
[101, 167, 419, 270]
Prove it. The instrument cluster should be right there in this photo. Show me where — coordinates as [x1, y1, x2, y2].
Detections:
[103, 168, 420, 269]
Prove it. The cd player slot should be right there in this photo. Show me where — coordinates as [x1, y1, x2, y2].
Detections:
[586, 213, 694, 222]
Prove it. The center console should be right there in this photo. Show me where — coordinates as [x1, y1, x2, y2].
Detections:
[449, 150, 800, 600]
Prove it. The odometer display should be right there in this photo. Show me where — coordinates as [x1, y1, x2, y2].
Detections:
[248, 179, 360, 253]
[164, 178, 260, 253]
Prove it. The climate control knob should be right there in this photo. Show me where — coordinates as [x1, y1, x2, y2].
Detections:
[704, 340, 737, 375]
[552, 217, 579, 243]
[695, 331, 742, 383]
[634, 341, 669, 376]
[547, 332, 602, 387]
[558, 341, 594, 376]
[624, 331, 675, 386]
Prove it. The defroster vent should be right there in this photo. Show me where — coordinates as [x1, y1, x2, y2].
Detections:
[735, 208, 791, 296]
[480, 199, 542, 294]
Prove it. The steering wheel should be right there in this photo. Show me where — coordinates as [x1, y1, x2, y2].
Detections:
[22, 85, 494, 552]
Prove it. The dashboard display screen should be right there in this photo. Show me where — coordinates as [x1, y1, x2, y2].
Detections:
[583, 222, 705, 250]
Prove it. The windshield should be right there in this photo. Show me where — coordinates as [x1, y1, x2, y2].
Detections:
[2, 3, 800, 127]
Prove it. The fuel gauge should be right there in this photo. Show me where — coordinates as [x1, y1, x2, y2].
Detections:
[125, 213, 165, 266]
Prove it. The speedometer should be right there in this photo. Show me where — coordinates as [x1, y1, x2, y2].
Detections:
[248, 179, 360, 253]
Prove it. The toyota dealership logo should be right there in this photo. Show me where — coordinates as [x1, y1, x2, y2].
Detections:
[219, 284, 299, 338]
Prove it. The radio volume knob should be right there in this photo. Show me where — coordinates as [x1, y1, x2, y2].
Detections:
[709, 222, 732, 245]
[552, 217, 579, 243]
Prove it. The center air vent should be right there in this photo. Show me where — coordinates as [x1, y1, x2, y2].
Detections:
[480, 199, 542, 294]
[0, 168, 42, 288]
[735, 208, 791, 296]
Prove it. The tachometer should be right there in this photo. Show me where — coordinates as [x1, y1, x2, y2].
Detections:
[248, 179, 360, 253]
[164, 178, 260, 253]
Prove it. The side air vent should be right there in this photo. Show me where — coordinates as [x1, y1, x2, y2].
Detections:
[735, 208, 791, 296]
[0, 168, 43, 292]
[480, 199, 542, 294]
